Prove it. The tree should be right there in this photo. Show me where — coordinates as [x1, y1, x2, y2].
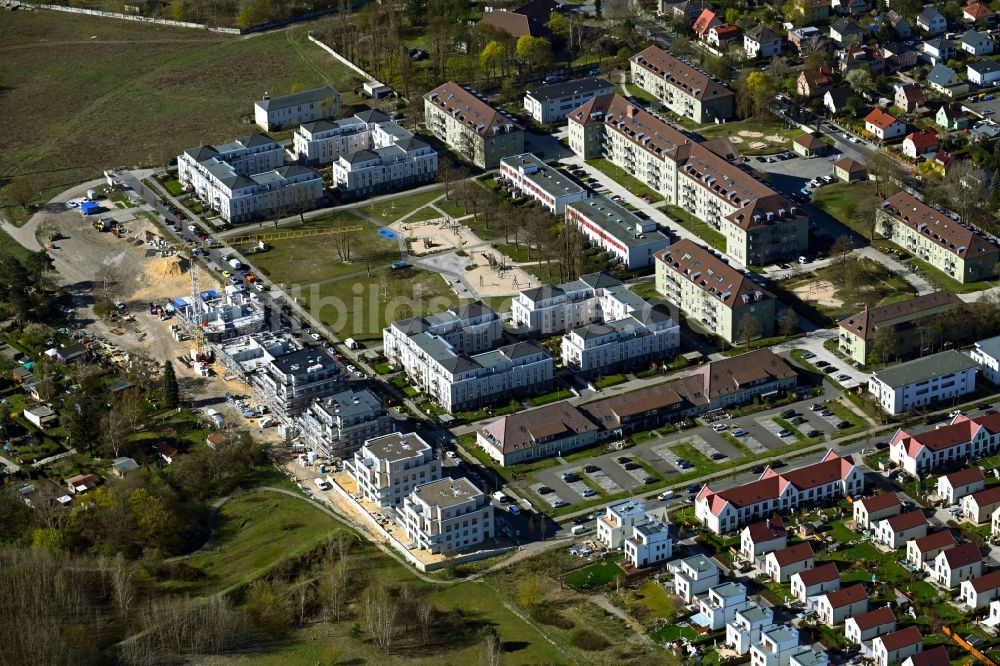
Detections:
[112, 553, 136, 625]
[831, 234, 854, 264]
[845, 67, 872, 95]
[417, 601, 435, 644]
[516, 576, 544, 608]
[480, 41, 505, 80]
[547, 12, 569, 39]
[594, 0, 602, 18]
[738, 71, 776, 123]
[170, 0, 186, 20]
[516, 35, 553, 74]
[499, 77, 518, 104]
[736, 315, 762, 347]
[1, 176, 35, 210]
[481, 629, 504, 666]
[162, 361, 179, 409]
[362, 584, 399, 652]
[777, 307, 799, 337]
[871, 325, 896, 363]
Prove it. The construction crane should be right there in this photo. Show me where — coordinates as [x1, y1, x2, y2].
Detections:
[186, 255, 207, 360]
[226, 225, 364, 248]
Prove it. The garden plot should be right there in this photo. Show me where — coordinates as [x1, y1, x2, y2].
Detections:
[757, 417, 796, 443]
[586, 468, 623, 494]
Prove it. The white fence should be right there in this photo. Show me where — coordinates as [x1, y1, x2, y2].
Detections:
[17, 2, 241, 33]
[307, 34, 378, 83]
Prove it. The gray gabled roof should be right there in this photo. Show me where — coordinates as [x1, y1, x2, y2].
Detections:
[831, 17, 863, 34]
[927, 63, 958, 86]
[746, 23, 778, 42]
[917, 6, 945, 23]
[256, 86, 339, 112]
[969, 59, 1000, 75]
[962, 29, 989, 46]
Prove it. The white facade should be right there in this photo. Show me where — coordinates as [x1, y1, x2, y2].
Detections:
[512, 272, 632, 335]
[790, 564, 840, 604]
[623, 518, 673, 568]
[932, 543, 984, 588]
[499, 153, 587, 214]
[292, 114, 371, 164]
[329, 118, 438, 196]
[906, 530, 957, 570]
[890, 413, 1000, 476]
[697, 582, 750, 631]
[741, 519, 788, 561]
[566, 197, 670, 270]
[874, 511, 927, 550]
[399, 477, 494, 554]
[523, 77, 615, 124]
[597, 500, 648, 549]
[873, 628, 923, 666]
[348, 433, 441, 508]
[868, 350, 978, 415]
[853, 493, 902, 530]
[254, 86, 341, 131]
[673, 554, 720, 602]
[937, 468, 985, 505]
[960, 571, 1000, 609]
[816, 584, 868, 626]
[845, 607, 896, 646]
[296, 388, 392, 457]
[971, 336, 1000, 384]
[727, 603, 775, 655]
[750, 625, 801, 666]
[562, 307, 679, 376]
[765, 544, 814, 583]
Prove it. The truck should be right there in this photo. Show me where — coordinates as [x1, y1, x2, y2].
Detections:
[344, 338, 359, 350]
[227, 258, 243, 271]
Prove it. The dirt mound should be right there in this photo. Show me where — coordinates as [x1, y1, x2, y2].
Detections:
[147, 256, 190, 280]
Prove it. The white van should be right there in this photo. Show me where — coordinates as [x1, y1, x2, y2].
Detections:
[492, 491, 508, 503]
[571, 525, 588, 535]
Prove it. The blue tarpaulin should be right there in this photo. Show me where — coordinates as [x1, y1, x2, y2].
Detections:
[199, 290, 219, 302]
[172, 298, 189, 309]
[80, 201, 100, 216]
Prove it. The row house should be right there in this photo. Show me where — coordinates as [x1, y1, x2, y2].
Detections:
[933, 541, 984, 588]
[906, 529, 957, 570]
[890, 413, 1000, 475]
[853, 491, 903, 530]
[937, 467, 985, 505]
[766, 542, 815, 583]
[791, 562, 840, 604]
[874, 510, 927, 550]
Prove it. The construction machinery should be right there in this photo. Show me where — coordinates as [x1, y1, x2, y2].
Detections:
[225, 225, 364, 249]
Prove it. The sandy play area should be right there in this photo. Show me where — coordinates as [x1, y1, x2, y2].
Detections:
[791, 279, 843, 308]
[464, 250, 539, 298]
[728, 130, 790, 150]
[394, 216, 466, 256]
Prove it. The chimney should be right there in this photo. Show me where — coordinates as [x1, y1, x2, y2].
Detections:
[627, 104, 637, 118]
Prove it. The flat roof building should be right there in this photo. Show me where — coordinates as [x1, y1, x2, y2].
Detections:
[400, 477, 494, 554]
[523, 77, 615, 124]
[566, 197, 670, 270]
[499, 153, 587, 214]
[349, 433, 441, 508]
[296, 388, 393, 458]
[869, 350, 979, 415]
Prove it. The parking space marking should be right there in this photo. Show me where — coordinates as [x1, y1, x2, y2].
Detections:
[652, 444, 686, 472]
[755, 417, 796, 445]
[531, 483, 570, 509]
[587, 468, 623, 494]
[680, 435, 723, 460]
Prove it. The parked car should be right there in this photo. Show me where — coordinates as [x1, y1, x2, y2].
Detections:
[687, 483, 701, 494]
[778, 429, 793, 438]
[643, 476, 657, 484]
[836, 421, 851, 429]
[732, 428, 748, 437]
[537, 486, 554, 495]
[583, 464, 600, 473]
[581, 488, 597, 497]
[837, 373, 851, 381]
[712, 423, 728, 432]
[616, 456, 631, 465]
[752, 465, 765, 474]
[806, 429, 821, 438]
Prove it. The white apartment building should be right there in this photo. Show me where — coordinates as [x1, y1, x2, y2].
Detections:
[569, 94, 807, 266]
[630, 46, 735, 123]
[566, 197, 670, 270]
[523, 76, 615, 124]
[499, 153, 587, 214]
[816, 584, 868, 626]
[292, 114, 372, 164]
[726, 603, 775, 655]
[296, 388, 393, 458]
[673, 554, 720, 602]
[868, 350, 979, 415]
[597, 500, 648, 549]
[511, 272, 631, 336]
[329, 116, 437, 196]
[562, 304, 679, 377]
[697, 582, 750, 631]
[751, 624, 801, 666]
[623, 518, 673, 568]
[348, 433, 441, 508]
[178, 135, 323, 224]
[247, 346, 345, 423]
[876, 192, 1000, 285]
[891, 412, 1000, 475]
[655, 239, 776, 344]
[424, 82, 524, 169]
[697, 451, 864, 534]
[970, 335, 1000, 384]
[399, 477, 494, 554]
[383, 302, 554, 413]
[254, 86, 341, 131]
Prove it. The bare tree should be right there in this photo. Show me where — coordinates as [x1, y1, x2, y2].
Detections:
[417, 600, 435, 645]
[362, 583, 399, 652]
[334, 231, 355, 262]
[112, 553, 136, 626]
[777, 307, 799, 337]
[323, 564, 349, 623]
[737, 315, 762, 348]
[481, 630, 504, 666]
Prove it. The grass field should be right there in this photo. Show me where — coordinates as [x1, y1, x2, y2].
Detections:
[0, 11, 360, 221]
[357, 187, 444, 223]
[811, 182, 879, 241]
[562, 556, 626, 591]
[663, 204, 726, 252]
[586, 158, 665, 203]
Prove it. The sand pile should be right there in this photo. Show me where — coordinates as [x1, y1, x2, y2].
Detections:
[147, 256, 190, 279]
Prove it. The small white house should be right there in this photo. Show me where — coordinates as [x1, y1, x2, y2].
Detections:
[23, 405, 57, 429]
[865, 108, 906, 141]
[623, 518, 673, 568]
[816, 583, 868, 626]
[727, 603, 775, 655]
[744, 23, 782, 58]
[968, 60, 1000, 86]
[766, 542, 815, 583]
[697, 581, 750, 630]
[673, 554, 720, 602]
[906, 529, 957, 570]
[790, 562, 840, 604]
[933, 541, 984, 588]
[964, 486, 1000, 523]
[854, 492, 902, 530]
[873, 626, 923, 666]
[937, 467, 986, 505]
[875, 510, 927, 549]
[740, 517, 788, 561]
[845, 606, 896, 645]
[597, 500, 648, 549]
[901, 646, 951, 666]
[960, 569, 1000, 609]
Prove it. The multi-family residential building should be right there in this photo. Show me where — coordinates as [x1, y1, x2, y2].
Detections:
[178, 134, 324, 224]
[790, 562, 840, 604]
[348, 432, 441, 508]
[873, 627, 923, 666]
[254, 86, 341, 131]
[932, 541, 983, 588]
[845, 607, 896, 646]
[838, 291, 962, 364]
[868, 350, 979, 415]
[568, 94, 807, 266]
[971, 335, 1000, 383]
[296, 388, 392, 457]
[249, 347, 344, 422]
[937, 467, 986, 505]
[875, 510, 928, 549]
[697, 451, 864, 534]
[744, 23, 782, 58]
[383, 302, 553, 412]
[853, 492, 903, 530]
[523, 77, 615, 124]
[891, 412, 1000, 475]
[511, 271, 623, 335]
[727, 603, 775, 655]
[876, 192, 1000, 284]
[597, 500, 648, 549]
[740, 517, 788, 561]
[765, 542, 815, 583]
[960, 569, 1000, 609]
[478, 348, 798, 464]
[673, 553, 721, 601]
[697, 582, 750, 630]
[292, 114, 372, 164]
[329, 120, 437, 196]
[424, 82, 524, 169]
[399, 477, 494, 554]
[964, 485, 1000, 523]
[751, 624, 801, 666]
[566, 197, 671, 269]
[624, 518, 673, 567]
[499, 153, 587, 214]
[816, 584, 868, 626]
[630, 46, 735, 122]
[906, 529, 957, 570]
[655, 240, 777, 343]
[562, 303, 679, 376]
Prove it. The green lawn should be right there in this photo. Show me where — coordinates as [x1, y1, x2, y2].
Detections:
[651, 624, 699, 643]
[529, 388, 573, 406]
[662, 204, 726, 252]
[160, 178, 185, 196]
[0, 11, 359, 221]
[562, 556, 626, 591]
[161, 492, 343, 595]
[811, 182, 879, 241]
[249, 212, 398, 287]
[635, 581, 678, 618]
[823, 400, 868, 435]
[358, 188, 444, 223]
[909, 257, 996, 294]
[593, 374, 626, 389]
[586, 158, 665, 202]
[827, 519, 860, 542]
[671, 441, 712, 468]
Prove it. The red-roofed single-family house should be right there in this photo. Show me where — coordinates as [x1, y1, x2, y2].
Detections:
[765, 542, 815, 583]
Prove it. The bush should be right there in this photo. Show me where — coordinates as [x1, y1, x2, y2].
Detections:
[529, 606, 574, 629]
[569, 629, 611, 651]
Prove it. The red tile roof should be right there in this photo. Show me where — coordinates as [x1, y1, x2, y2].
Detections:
[904, 131, 939, 152]
[884, 509, 926, 532]
[631, 46, 735, 102]
[825, 583, 867, 608]
[745, 516, 786, 542]
[424, 82, 523, 137]
[866, 108, 902, 130]
[969, 569, 1000, 593]
[780, 453, 856, 491]
[877, 626, 922, 651]
[860, 491, 901, 513]
[795, 562, 839, 586]
[965, 2, 996, 19]
[851, 606, 896, 630]
[693, 8, 720, 34]
[969, 485, 1000, 508]
[942, 467, 985, 488]
[839, 291, 961, 342]
[942, 541, 983, 568]
[794, 133, 827, 149]
[771, 542, 815, 566]
[905, 646, 950, 666]
[911, 529, 957, 553]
